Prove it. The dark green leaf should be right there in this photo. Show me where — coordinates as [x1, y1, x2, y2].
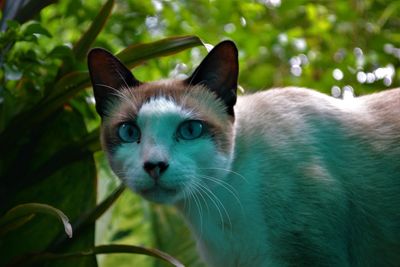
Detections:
[117, 36, 204, 69]
[13, 244, 184, 267]
[22, 21, 52, 38]
[0, 214, 34, 237]
[6, 20, 20, 30]
[49, 45, 75, 59]
[50, 184, 125, 250]
[73, 0, 114, 61]
[0, 203, 72, 238]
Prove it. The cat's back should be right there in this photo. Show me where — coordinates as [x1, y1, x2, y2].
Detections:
[235, 87, 400, 143]
[357, 87, 400, 128]
[236, 86, 400, 118]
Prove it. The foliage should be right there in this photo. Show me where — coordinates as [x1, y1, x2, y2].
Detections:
[0, 0, 201, 266]
[0, 0, 399, 267]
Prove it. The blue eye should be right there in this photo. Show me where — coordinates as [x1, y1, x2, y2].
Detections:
[118, 123, 141, 143]
[177, 120, 204, 140]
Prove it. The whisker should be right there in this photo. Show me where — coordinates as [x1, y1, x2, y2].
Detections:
[199, 167, 249, 183]
[110, 89, 136, 108]
[114, 68, 130, 89]
[199, 183, 233, 232]
[189, 183, 204, 234]
[198, 174, 243, 212]
[191, 180, 222, 232]
[190, 176, 211, 215]
[95, 83, 118, 91]
[182, 187, 188, 213]
[192, 180, 231, 233]
[114, 169, 131, 178]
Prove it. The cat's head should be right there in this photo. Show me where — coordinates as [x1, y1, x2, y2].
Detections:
[87, 41, 238, 204]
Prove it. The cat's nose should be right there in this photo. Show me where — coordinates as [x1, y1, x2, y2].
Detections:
[143, 161, 169, 180]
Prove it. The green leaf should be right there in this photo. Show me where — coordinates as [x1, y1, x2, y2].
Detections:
[0, 214, 34, 237]
[23, 130, 101, 188]
[117, 35, 204, 69]
[22, 21, 52, 37]
[73, 0, 114, 61]
[14, 244, 185, 267]
[94, 245, 185, 267]
[98, 191, 204, 267]
[75, 183, 125, 226]
[6, 20, 21, 30]
[149, 204, 203, 267]
[48, 45, 75, 59]
[0, 71, 89, 150]
[49, 71, 91, 103]
[50, 184, 126, 250]
[4, 63, 23, 81]
[0, 203, 72, 238]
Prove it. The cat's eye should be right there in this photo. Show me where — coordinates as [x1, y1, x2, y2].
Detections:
[117, 122, 141, 143]
[177, 120, 205, 140]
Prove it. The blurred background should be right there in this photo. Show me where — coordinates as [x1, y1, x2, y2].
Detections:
[0, 0, 399, 267]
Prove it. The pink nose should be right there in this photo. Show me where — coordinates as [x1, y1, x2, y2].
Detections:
[143, 161, 169, 180]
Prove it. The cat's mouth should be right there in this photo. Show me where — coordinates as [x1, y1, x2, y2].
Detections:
[140, 184, 179, 203]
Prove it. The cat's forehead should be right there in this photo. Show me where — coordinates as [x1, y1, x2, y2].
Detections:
[111, 80, 230, 124]
[105, 80, 186, 121]
[138, 97, 193, 121]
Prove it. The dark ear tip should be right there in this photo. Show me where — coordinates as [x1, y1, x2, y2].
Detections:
[215, 40, 238, 53]
[211, 40, 238, 66]
[87, 48, 114, 62]
[218, 40, 237, 47]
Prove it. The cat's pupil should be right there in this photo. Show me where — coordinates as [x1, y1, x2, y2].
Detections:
[178, 120, 204, 140]
[127, 127, 134, 136]
[187, 123, 194, 134]
[118, 123, 140, 143]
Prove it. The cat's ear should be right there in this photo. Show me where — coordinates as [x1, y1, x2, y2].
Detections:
[185, 40, 238, 116]
[87, 48, 140, 117]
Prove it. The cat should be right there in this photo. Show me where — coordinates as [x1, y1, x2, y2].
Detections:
[88, 40, 400, 267]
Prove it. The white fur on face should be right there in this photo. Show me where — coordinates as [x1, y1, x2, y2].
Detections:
[112, 97, 232, 204]
[139, 97, 193, 118]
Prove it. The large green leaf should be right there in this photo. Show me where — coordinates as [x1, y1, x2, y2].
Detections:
[50, 184, 126, 251]
[117, 36, 203, 69]
[0, 203, 72, 238]
[0, 107, 97, 267]
[27, 127, 101, 183]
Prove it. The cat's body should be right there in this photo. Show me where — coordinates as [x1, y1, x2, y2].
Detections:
[184, 87, 400, 266]
[88, 41, 400, 266]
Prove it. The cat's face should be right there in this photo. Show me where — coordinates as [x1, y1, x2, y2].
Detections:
[101, 82, 234, 204]
[88, 41, 238, 204]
